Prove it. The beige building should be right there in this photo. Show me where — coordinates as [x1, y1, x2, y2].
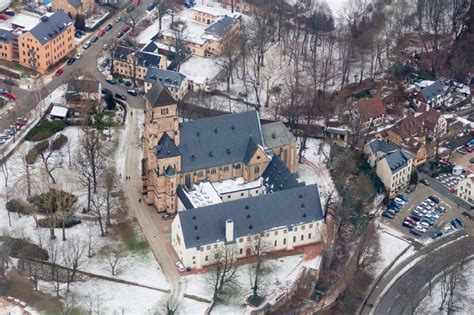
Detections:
[142, 82, 297, 214]
[144, 67, 189, 100]
[352, 95, 386, 131]
[52, 0, 95, 17]
[375, 149, 413, 197]
[113, 46, 167, 81]
[0, 11, 75, 74]
[457, 174, 473, 206]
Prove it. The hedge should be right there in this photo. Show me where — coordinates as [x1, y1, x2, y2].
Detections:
[0, 236, 49, 261]
[26, 120, 66, 141]
[5, 199, 33, 214]
[25, 140, 49, 164]
[50, 134, 68, 151]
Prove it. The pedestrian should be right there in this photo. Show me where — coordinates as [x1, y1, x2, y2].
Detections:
[138, 198, 141, 203]
[130, 111, 133, 116]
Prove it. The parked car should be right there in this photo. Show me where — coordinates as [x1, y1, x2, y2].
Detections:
[162, 213, 174, 220]
[5, 10, 15, 16]
[405, 217, 417, 225]
[116, 31, 124, 38]
[75, 53, 82, 59]
[386, 208, 397, 216]
[382, 211, 395, 219]
[105, 23, 113, 31]
[394, 197, 406, 205]
[175, 262, 186, 272]
[115, 93, 127, 101]
[420, 178, 430, 186]
[101, 88, 111, 95]
[121, 25, 130, 33]
[398, 194, 409, 202]
[389, 202, 402, 209]
[6, 92, 17, 100]
[83, 41, 91, 49]
[106, 79, 117, 85]
[410, 228, 424, 236]
[127, 89, 138, 96]
[101, 58, 110, 68]
[75, 31, 83, 38]
[451, 219, 462, 229]
[3, 78, 15, 85]
[98, 29, 106, 37]
[91, 36, 99, 43]
[15, 120, 27, 127]
[403, 221, 414, 228]
[431, 231, 443, 239]
[462, 211, 473, 220]
[425, 199, 435, 207]
[428, 196, 440, 203]
[388, 206, 400, 213]
[0, 88, 7, 95]
[55, 68, 64, 76]
[406, 184, 416, 193]
[147, 3, 155, 11]
[67, 57, 76, 65]
[0, 15, 8, 20]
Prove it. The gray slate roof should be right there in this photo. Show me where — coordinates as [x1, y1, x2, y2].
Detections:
[420, 81, 444, 103]
[68, 0, 82, 8]
[142, 41, 158, 53]
[178, 184, 323, 249]
[262, 121, 295, 148]
[242, 137, 259, 164]
[145, 81, 176, 108]
[135, 51, 162, 68]
[156, 132, 180, 158]
[384, 149, 412, 173]
[29, 11, 73, 45]
[368, 139, 397, 154]
[262, 155, 302, 192]
[0, 29, 17, 43]
[205, 15, 238, 37]
[145, 67, 186, 88]
[179, 111, 262, 173]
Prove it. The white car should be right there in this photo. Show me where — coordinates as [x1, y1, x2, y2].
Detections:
[394, 197, 405, 205]
[415, 226, 427, 233]
[419, 221, 430, 229]
[175, 262, 186, 272]
[75, 53, 83, 59]
[425, 199, 435, 206]
[421, 202, 431, 209]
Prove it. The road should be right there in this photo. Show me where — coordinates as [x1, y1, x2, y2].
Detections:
[373, 235, 474, 315]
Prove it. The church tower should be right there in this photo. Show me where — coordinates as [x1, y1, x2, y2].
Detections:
[142, 82, 181, 213]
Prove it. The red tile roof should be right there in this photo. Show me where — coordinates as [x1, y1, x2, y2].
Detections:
[354, 95, 386, 121]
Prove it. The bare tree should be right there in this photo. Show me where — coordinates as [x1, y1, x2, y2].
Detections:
[0, 146, 9, 188]
[171, 20, 187, 71]
[12, 146, 36, 197]
[81, 128, 107, 194]
[206, 245, 240, 301]
[0, 234, 12, 276]
[102, 167, 117, 229]
[248, 236, 271, 306]
[61, 291, 78, 315]
[104, 245, 125, 276]
[62, 237, 86, 292]
[158, 296, 179, 315]
[38, 141, 61, 185]
[90, 193, 107, 237]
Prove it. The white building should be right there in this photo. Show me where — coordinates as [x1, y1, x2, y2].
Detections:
[171, 184, 325, 269]
[375, 149, 413, 197]
[457, 174, 473, 206]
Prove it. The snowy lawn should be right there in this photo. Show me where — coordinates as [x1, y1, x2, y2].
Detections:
[374, 227, 412, 277]
[183, 253, 306, 315]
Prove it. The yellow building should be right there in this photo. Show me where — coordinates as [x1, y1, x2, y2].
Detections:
[142, 82, 297, 213]
[52, 0, 95, 17]
[113, 46, 167, 81]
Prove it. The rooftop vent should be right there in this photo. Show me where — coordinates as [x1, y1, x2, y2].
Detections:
[245, 205, 249, 210]
[247, 214, 251, 219]
[271, 132, 276, 139]
[209, 151, 214, 157]
[192, 215, 196, 220]
[196, 131, 200, 137]
[301, 203, 305, 208]
[194, 225, 198, 230]
[231, 124, 235, 130]
[249, 224, 253, 229]
[303, 213, 307, 218]
[226, 148, 231, 155]
[214, 128, 218, 133]
[191, 155, 196, 161]
[196, 235, 200, 240]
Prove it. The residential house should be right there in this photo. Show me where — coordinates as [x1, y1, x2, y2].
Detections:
[52, 0, 95, 17]
[144, 67, 189, 100]
[363, 139, 397, 168]
[0, 11, 76, 73]
[113, 46, 167, 81]
[352, 95, 386, 130]
[375, 149, 413, 197]
[414, 80, 446, 109]
[457, 174, 473, 206]
[325, 126, 350, 148]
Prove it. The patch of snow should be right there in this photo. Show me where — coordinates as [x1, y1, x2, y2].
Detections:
[211, 177, 263, 195]
[180, 56, 221, 85]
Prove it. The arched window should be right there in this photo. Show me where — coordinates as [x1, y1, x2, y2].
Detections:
[234, 163, 241, 169]
[254, 166, 260, 174]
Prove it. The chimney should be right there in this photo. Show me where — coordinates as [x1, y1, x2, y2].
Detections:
[225, 219, 234, 243]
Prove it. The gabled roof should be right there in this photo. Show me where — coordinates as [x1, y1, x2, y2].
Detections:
[135, 51, 162, 68]
[178, 111, 263, 172]
[382, 149, 412, 173]
[262, 121, 295, 148]
[145, 67, 186, 88]
[177, 184, 323, 249]
[68, 0, 82, 8]
[262, 155, 302, 192]
[205, 15, 238, 37]
[145, 81, 176, 108]
[0, 29, 17, 43]
[243, 137, 259, 164]
[419, 80, 444, 103]
[368, 139, 397, 155]
[353, 95, 386, 120]
[29, 11, 73, 45]
[142, 41, 158, 53]
[155, 132, 180, 158]
[114, 45, 134, 62]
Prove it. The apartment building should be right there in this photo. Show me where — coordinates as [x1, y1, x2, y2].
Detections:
[375, 149, 413, 197]
[113, 45, 167, 81]
[352, 95, 386, 130]
[457, 174, 473, 206]
[144, 67, 189, 100]
[0, 11, 75, 73]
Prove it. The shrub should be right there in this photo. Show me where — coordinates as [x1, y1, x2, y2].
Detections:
[1, 236, 49, 260]
[118, 78, 124, 83]
[38, 216, 81, 229]
[50, 134, 68, 151]
[6, 199, 32, 214]
[124, 81, 132, 87]
[25, 140, 49, 164]
[26, 120, 65, 141]
[104, 90, 116, 110]
[28, 189, 78, 214]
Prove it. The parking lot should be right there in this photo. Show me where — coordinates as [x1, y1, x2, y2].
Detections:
[381, 183, 472, 242]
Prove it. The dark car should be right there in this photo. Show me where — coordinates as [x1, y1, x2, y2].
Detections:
[388, 206, 400, 213]
[91, 36, 99, 43]
[117, 31, 124, 38]
[147, 3, 155, 11]
[67, 57, 76, 65]
[462, 211, 473, 220]
[105, 23, 113, 31]
[402, 221, 414, 228]
[3, 78, 15, 86]
[431, 231, 443, 239]
[106, 79, 117, 85]
[127, 89, 138, 96]
[162, 213, 174, 220]
[389, 202, 402, 209]
[428, 196, 440, 203]
[410, 228, 424, 236]
[115, 93, 127, 101]
[101, 58, 110, 68]
[386, 208, 397, 216]
[451, 219, 462, 229]
[101, 88, 111, 95]
[75, 31, 83, 38]
[410, 214, 422, 222]
[5, 10, 15, 16]
[382, 211, 395, 219]
[0, 88, 7, 94]
[121, 25, 130, 33]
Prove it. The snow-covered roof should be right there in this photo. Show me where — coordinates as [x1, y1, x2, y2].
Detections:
[211, 177, 263, 195]
[50, 105, 68, 118]
[179, 55, 220, 85]
[192, 4, 229, 17]
[179, 182, 222, 209]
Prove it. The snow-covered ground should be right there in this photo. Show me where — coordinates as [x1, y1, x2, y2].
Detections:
[417, 260, 474, 314]
[183, 253, 306, 314]
[0, 122, 169, 311]
[374, 224, 412, 276]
